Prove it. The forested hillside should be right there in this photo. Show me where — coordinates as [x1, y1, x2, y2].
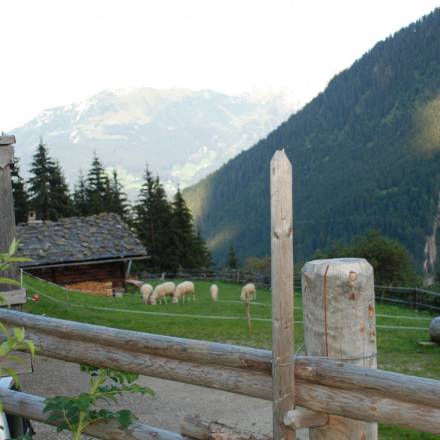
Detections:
[184, 9, 440, 278]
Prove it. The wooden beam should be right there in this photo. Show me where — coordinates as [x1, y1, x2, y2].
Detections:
[0, 288, 26, 306]
[0, 309, 272, 373]
[19, 333, 440, 435]
[181, 415, 271, 440]
[302, 258, 378, 439]
[0, 136, 16, 146]
[23, 331, 272, 400]
[0, 387, 188, 440]
[0, 310, 439, 405]
[270, 150, 295, 440]
[283, 408, 328, 430]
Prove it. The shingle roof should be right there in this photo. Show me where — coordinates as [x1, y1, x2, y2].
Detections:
[16, 213, 147, 267]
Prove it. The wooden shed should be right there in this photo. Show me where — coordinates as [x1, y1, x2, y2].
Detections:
[16, 213, 147, 292]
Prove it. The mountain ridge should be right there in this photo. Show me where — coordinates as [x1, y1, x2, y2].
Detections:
[10, 87, 295, 198]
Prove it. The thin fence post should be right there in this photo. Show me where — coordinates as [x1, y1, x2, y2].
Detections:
[270, 150, 295, 440]
[302, 258, 378, 440]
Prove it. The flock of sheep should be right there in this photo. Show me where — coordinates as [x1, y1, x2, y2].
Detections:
[126, 279, 256, 305]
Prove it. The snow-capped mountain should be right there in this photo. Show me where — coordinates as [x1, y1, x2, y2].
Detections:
[11, 87, 296, 197]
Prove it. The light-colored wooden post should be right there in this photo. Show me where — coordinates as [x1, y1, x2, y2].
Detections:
[271, 150, 295, 440]
[302, 258, 378, 440]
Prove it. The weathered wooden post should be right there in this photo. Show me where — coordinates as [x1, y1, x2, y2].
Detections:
[271, 150, 295, 440]
[0, 135, 26, 306]
[302, 258, 377, 440]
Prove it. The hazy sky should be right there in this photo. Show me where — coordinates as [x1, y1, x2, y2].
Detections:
[2, 0, 440, 131]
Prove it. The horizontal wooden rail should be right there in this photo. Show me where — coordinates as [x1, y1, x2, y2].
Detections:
[0, 387, 187, 440]
[1, 310, 440, 434]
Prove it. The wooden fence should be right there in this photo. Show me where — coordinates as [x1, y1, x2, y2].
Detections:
[1, 149, 440, 439]
[0, 310, 439, 437]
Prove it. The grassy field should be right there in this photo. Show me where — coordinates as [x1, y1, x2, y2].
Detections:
[22, 275, 440, 439]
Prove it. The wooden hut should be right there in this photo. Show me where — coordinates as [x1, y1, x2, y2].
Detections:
[17, 213, 147, 292]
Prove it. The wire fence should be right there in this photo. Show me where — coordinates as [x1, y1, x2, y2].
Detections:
[21, 271, 432, 331]
[131, 268, 440, 314]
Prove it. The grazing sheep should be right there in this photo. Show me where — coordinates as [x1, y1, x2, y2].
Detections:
[150, 282, 176, 305]
[140, 283, 154, 304]
[210, 284, 219, 302]
[240, 283, 256, 302]
[173, 281, 196, 303]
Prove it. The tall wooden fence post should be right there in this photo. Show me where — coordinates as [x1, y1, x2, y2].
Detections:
[271, 150, 295, 440]
[0, 136, 18, 288]
[302, 258, 378, 440]
[0, 135, 26, 307]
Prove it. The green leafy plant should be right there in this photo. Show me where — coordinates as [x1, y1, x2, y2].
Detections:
[0, 240, 35, 440]
[0, 240, 29, 289]
[0, 240, 35, 396]
[0, 323, 35, 401]
[44, 366, 153, 440]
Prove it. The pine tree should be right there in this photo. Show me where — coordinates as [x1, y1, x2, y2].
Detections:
[86, 153, 110, 215]
[171, 188, 198, 268]
[48, 160, 72, 219]
[134, 167, 175, 271]
[226, 245, 239, 269]
[108, 169, 129, 219]
[11, 158, 29, 223]
[73, 170, 89, 216]
[193, 228, 212, 269]
[28, 138, 72, 221]
[28, 139, 52, 220]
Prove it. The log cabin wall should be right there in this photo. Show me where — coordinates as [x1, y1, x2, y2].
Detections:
[27, 261, 126, 289]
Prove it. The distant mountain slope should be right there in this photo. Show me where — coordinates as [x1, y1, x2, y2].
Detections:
[183, 9, 440, 280]
[11, 88, 293, 196]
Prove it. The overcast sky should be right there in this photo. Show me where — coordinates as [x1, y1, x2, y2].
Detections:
[2, 0, 440, 131]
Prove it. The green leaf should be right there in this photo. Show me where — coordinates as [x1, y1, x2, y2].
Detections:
[5, 355, 23, 364]
[0, 278, 20, 286]
[0, 322, 8, 336]
[13, 327, 25, 342]
[1, 367, 19, 387]
[6, 257, 32, 263]
[0, 341, 11, 356]
[8, 240, 17, 256]
[24, 340, 36, 357]
[77, 394, 91, 411]
[117, 409, 135, 427]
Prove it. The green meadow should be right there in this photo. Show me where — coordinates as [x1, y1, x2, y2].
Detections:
[22, 275, 439, 439]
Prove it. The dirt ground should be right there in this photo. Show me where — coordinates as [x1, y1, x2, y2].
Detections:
[20, 356, 308, 439]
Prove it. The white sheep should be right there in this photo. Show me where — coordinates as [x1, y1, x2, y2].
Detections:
[150, 282, 176, 305]
[140, 283, 154, 304]
[173, 281, 196, 303]
[210, 284, 219, 302]
[240, 283, 256, 302]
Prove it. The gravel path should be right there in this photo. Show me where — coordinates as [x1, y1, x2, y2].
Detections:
[20, 356, 308, 439]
